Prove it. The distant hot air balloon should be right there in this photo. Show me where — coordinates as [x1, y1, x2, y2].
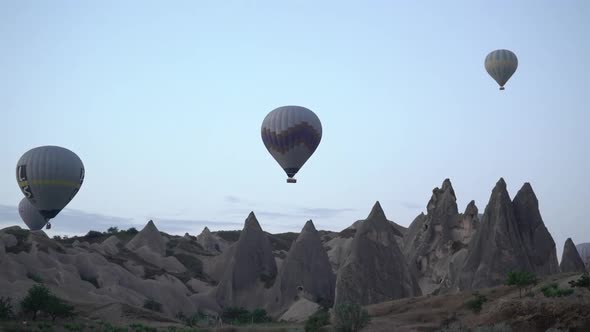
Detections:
[485, 49, 518, 90]
[16, 146, 85, 228]
[18, 198, 47, 231]
[261, 106, 322, 183]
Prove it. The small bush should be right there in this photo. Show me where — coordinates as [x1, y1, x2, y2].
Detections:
[333, 302, 370, 332]
[465, 293, 487, 313]
[143, 297, 162, 312]
[0, 296, 14, 320]
[45, 294, 75, 322]
[251, 308, 271, 323]
[305, 308, 330, 332]
[541, 284, 574, 298]
[569, 272, 590, 289]
[505, 271, 538, 298]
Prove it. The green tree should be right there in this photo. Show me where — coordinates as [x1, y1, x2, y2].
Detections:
[107, 226, 119, 234]
[505, 271, 538, 298]
[20, 284, 51, 320]
[333, 302, 370, 332]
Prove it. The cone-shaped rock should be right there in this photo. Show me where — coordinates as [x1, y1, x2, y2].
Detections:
[576, 243, 590, 270]
[273, 220, 335, 313]
[458, 178, 533, 290]
[403, 179, 479, 294]
[513, 183, 560, 276]
[560, 238, 586, 273]
[197, 226, 228, 254]
[215, 212, 277, 309]
[125, 220, 166, 256]
[334, 202, 421, 306]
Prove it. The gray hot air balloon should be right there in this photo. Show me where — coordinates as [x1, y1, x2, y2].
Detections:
[261, 106, 322, 183]
[16, 146, 85, 224]
[18, 198, 47, 231]
[485, 49, 518, 90]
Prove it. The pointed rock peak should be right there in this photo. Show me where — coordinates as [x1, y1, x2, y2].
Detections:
[302, 219, 317, 233]
[244, 211, 262, 231]
[514, 182, 537, 202]
[565, 238, 575, 248]
[201, 226, 211, 234]
[442, 178, 453, 191]
[367, 201, 387, 221]
[464, 200, 478, 215]
[495, 178, 507, 190]
[144, 219, 158, 232]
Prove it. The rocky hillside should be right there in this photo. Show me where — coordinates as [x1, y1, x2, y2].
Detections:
[1, 178, 588, 330]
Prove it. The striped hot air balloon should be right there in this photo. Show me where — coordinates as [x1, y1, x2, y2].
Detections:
[485, 49, 518, 90]
[16, 146, 85, 227]
[261, 106, 322, 183]
[18, 198, 47, 231]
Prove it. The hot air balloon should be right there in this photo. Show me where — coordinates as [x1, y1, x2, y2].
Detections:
[16, 146, 85, 228]
[261, 106, 322, 183]
[485, 49, 518, 90]
[18, 198, 47, 231]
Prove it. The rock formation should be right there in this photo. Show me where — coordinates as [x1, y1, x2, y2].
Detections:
[458, 178, 533, 290]
[215, 212, 277, 309]
[402, 179, 479, 294]
[576, 243, 590, 270]
[125, 220, 167, 256]
[334, 202, 421, 306]
[560, 238, 586, 273]
[512, 183, 560, 276]
[271, 220, 335, 314]
[196, 226, 228, 254]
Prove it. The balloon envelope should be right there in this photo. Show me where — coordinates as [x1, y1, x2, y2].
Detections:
[261, 106, 322, 182]
[16, 146, 85, 220]
[485, 49, 518, 90]
[18, 198, 47, 231]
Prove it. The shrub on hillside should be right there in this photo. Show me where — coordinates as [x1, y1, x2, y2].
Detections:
[541, 284, 574, 298]
[0, 296, 14, 320]
[107, 226, 119, 234]
[333, 302, 369, 332]
[569, 272, 590, 289]
[505, 271, 538, 298]
[465, 293, 488, 313]
[21, 284, 51, 320]
[305, 308, 330, 332]
[85, 230, 103, 239]
[45, 294, 75, 322]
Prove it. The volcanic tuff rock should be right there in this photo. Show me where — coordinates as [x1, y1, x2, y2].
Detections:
[458, 178, 533, 290]
[334, 201, 421, 306]
[325, 213, 406, 274]
[560, 238, 586, 273]
[513, 183, 560, 276]
[403, 179, 479, 294]
[125, 220, 167, 256]
[196, 226, 229, 254]
[215, 212, 277, 309]
[271, 220, 335, 314]
[576, 243, 590, 270]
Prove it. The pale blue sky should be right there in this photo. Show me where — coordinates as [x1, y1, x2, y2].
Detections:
[1, 1, 589, 256]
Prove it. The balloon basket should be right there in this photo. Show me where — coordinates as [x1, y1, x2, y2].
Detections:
[287, 178, 297, 183]
[46, 222, 52, 230]
[499, 87, 505, 90]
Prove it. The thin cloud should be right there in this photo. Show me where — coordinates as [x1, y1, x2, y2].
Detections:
[297, 207, 356, 218]
[224, 195, 242, 204]
[397, 201, 424, 210]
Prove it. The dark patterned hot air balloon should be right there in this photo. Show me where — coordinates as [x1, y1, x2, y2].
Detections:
[16, 146, 85, 228]
[485, 49, 518, 90]
[261, 106, 322, 183]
